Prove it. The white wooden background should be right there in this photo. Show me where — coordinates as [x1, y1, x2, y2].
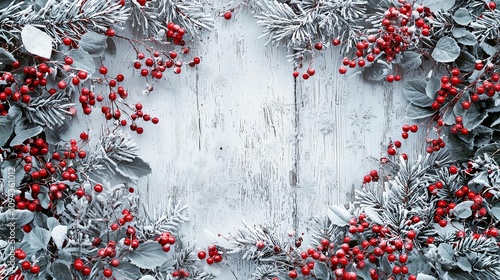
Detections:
[73, 3, 426, 278]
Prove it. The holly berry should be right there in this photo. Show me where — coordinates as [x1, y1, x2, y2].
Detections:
[288, 270, 298, 278]
[224, 11, 232, 20]
[198, 251, 207, 259]
[30, 265, 40, 274]
[103, 268, 112, 278]
[94, 184, 103, 192]
[21, 261, 31, 270]
[314, 42, 323, 50]
[99, 66, 108, 75]
[449, 165, 458, 174]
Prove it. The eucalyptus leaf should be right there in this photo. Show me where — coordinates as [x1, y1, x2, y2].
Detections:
[453, 8, 472, 25]
[0, 210, 34, 239]
[426, 77, 440, 99]
[475, 143, 500, 162]
[405, 103, 435, 120]
[127, 241, 169, 269]
[456, 257, 472, 272]
[432, 37, 460, 63]
[455, 51, 476, 72]
[453, 201, 473, 219]
[51, 262, 72, 279]
[67, 48, 95, 74]
[404, 80, 434, 107]
[106, 37, 117, 57]
[114, 157, 152, 180]
[481, 42, 497, 56]
[10, 126, 43, 146]
[363, 60, 392, 81]
[0, 118, 13, 147]
[456, 31, 477, 46]
[27, 227, 51, 251]
[113, 261, 143, 279]
[21, 25, 53, 59]
[491, 203, 500, 220]
[79, 31, 108, 57]
[416, 274, 437, 280]
[437, 243, 454, 261]
[399, 51, 422, 70]
[0, 48, 16, 66]
[313, 262, 329, 279]
[327, 205, 352, 227]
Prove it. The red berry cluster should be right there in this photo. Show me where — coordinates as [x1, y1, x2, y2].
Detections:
[197, 245, 224, 265]
[93, 65, 160, 134]
[425, 136, 445, 154]
[292, 42, 323, 80]
[96, 241, 120, 278]
[363, 170, 379, 183]
[73, 258, 92, 277]
[0, 63, 54, 115]
[171, 269, 190, 278]
[286, 213, 419, 280]
[155, 231, 177, 252]
[337, 1, 431, 81]
[8, 135, 94, 214]
[8, 249, 41, 279]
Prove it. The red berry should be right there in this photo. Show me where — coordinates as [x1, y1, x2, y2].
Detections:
[314, 42, 323, 50]
[103, 268, 112, 278]
[198, 251, 206, 259]
[63, 37, 72, 46]
[106, 28, 116, 37]
[288, 270, 298, 278]
[30, 265, 40, 274]
[94, 184, 103, 192]
[21, 261, 31, 270]
[449, 165, 458, 174]
[224, 11, 232, 20]
[339, 67, 347, 74]
[387, 148, 396, 155]
[58, 80, 67, 89]
[64, 56, 73, 65]
[489, 1, 496, 9]
[99, 66, 108, 75]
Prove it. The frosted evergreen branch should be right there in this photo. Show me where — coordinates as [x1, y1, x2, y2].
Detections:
[250, 264, 281, 280]
[131, 0, 214, 38]
[19, 92, 74, 129]
[1, 0, 130, 45]
[253, 0, 367, 55]
[140, 197, 189, 236]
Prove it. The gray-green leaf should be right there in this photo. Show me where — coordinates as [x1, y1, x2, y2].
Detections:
[79, 31, 108, 57]
[27, 227, 51, 251]
[313, 262, 329, 280]
[453, 8, 472, 25]
[115, 157, 152, 180]
[327, 205, 352, 227]
[453, 201, 473, 219]
[404, 80, 434, 107]
[432, 37, 460, 63]
[127, 241, 169, 269]
[67, 49, 95, 74]
[405, 103, 435, 120]
[21, 25, 53, 59]
[10, 126, 43, 146]
[399, 51, 422, 70]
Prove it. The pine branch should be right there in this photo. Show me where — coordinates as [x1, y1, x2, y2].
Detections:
[19, 92, 74, 129]
[254, 0, 367, 55]
[140, 197, 189, 236]
[2, 0, 130, 44]
[250, 264, 281, 280]
[130, 0, 213, 38]
[228, 221, 289, 263]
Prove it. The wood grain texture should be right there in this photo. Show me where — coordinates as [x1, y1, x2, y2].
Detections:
[66, 2, 429, 278]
